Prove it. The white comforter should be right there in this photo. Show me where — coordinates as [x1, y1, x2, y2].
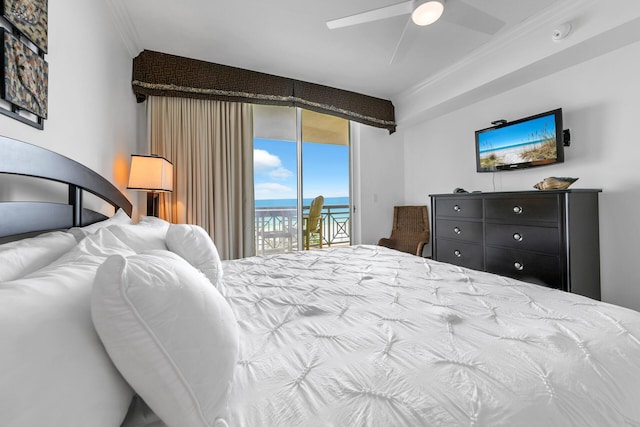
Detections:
[219, 245, 640, 426]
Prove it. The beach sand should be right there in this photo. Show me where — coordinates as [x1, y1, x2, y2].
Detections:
[480, 145, 531, 165]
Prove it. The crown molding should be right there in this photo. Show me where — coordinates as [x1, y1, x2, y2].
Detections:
[105, 0, 141, 57]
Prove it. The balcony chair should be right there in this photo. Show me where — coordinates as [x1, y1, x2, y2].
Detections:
[378, 205, 430, 256]
[258, 207, 296, 254]
[303, 195, 324, 250]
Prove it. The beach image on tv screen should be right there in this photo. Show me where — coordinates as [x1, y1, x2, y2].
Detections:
[478, 114, 557, 168]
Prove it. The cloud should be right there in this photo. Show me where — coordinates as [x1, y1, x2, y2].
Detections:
[254, 149, 293, 181]
[269, 167, 293, 180]
[254, 149, 281, 172]
[255, 182, 296, 199]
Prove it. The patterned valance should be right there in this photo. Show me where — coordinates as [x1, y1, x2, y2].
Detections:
[132, 50, 396, 134]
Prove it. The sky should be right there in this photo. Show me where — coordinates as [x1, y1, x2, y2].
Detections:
[254, 138, 349, 200]
[477, 113, 557, 152]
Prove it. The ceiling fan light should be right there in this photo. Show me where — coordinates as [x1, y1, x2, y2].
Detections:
[411, 1, 444, 26]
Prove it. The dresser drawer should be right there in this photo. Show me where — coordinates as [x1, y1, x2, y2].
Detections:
[431, 190, 601, 298]
[436, 239, 483, 270]
[485, 196, 559, 223]
[485, 223, 560, 254]
[436, 219, 483, 243]
[435, 198, 482, 219]
[485, 247, 563, 289]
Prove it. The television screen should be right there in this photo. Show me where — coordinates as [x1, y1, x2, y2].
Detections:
[475, 108, 563, 172]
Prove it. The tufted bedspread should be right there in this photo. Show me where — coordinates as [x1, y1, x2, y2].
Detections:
[219, 245, 640, 426]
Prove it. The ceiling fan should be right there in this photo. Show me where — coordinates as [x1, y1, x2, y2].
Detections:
[326, 0, 505, 64]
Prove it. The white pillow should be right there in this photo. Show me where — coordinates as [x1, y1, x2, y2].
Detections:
[0, 231, 77, 282]
[120, 396, 166, 427]
[51, 227, 136, 267]
[137, 215, 170, 228]
[68, 208, 132, 240]
[166, 223, 224, 290]
[0, 228, 136, 427]
[92, 251, 239, 427]
[107, 219, 169, 253]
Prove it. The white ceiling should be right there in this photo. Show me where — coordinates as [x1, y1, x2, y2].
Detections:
[107, 0, 561, 100]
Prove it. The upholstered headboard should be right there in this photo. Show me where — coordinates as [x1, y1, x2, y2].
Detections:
[0, 135, 132, 239]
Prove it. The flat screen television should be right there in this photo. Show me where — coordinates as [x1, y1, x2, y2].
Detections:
[475, 108, 564, 172]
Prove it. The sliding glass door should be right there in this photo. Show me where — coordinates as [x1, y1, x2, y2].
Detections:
[301, 109, 351, 251]
[253, 105, 351, 255]
[253, 106, 298, 255]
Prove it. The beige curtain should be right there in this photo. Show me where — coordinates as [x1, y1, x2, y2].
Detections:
[148, 96, 255, 259]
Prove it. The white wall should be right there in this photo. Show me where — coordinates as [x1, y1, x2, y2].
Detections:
[355, 123, 404, 246]
[401, 39, 640, 311]
[0, 0, 141, 216]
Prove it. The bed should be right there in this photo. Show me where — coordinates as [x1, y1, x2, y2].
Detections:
[2, 136, 640, 427]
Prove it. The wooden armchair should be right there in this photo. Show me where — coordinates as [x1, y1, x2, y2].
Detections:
[378, 205, 430, 256]
[303, 195, 324, 250]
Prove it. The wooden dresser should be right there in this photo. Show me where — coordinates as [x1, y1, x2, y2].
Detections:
[430, 190, 601, 300]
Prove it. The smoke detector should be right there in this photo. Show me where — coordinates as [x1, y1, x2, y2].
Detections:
[552, 22, 572, 42]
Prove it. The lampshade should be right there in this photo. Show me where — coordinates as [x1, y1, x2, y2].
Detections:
[411, 0, 444, 26]
[127, 155, 173, 192]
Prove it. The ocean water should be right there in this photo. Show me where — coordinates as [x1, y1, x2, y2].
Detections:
[479, 138, 548, 154]
[255, 196, 349, 208]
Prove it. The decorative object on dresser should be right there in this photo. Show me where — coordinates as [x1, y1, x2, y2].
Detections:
[533, 176, 578, 190]
[378, 205, 430, 256]
[127, 154, 173, 217]
[430, 189, 601, 300]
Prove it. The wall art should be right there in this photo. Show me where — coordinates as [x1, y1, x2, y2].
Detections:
[1, 29, 48, 120]
[2, 0, 47, 53]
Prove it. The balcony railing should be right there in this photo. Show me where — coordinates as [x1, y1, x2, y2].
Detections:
[255, 204, 350, 255]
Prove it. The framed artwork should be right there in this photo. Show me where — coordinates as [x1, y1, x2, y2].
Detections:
[2, 0, 47, 53]
[1, 29, 48, 119]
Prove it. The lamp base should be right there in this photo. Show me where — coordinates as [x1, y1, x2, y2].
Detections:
[146, 192, 159, 217]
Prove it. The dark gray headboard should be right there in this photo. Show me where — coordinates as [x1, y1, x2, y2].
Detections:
[0, 135, 132, 238]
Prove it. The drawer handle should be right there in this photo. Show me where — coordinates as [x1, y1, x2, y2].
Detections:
[513, 205, 523, 214]
[453, 204, 461, 212]
[454, 250, 462, 257]
[513, 232, 523, 242]
[514, 261, 524, 271]
[453, 226, 461, 235]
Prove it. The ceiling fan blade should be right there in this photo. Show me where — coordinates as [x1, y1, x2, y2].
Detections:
[326, 1, 413, 30]
[442, 0, 505, 35]
[389, 17, 416, 65]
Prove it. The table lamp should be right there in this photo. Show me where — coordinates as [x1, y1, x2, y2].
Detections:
[127, 154, 173, 216]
